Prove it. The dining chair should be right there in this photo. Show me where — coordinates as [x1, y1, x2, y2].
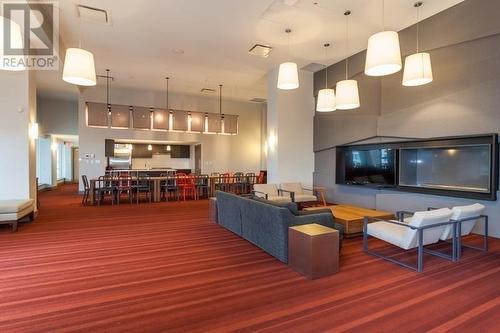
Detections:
[195, 174, 210, 199]
[245, 173, 256, 195]
[96, 175, 115, 206]
[177, 174, 197, 201]
[131, 174, 152, 204]
[81, 175, 90, 205]
[232, 172, 246, 194]
[114, 172, 133, 204]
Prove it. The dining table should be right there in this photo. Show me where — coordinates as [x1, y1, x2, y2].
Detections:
[88, 175, 256, 205]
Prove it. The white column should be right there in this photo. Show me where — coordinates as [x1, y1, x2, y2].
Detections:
[0, 71, 37, 203]
[266, 68, 315, 186]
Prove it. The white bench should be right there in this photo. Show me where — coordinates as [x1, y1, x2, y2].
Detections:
[0, 199, 35, 232]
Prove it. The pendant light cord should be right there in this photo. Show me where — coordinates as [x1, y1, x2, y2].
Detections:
[416, 2, 422, 53]
[219, 84, 223, 116]
[382, 0, 385, 31]
[324, 43, 329, 88]
[106, 69, 110, 112]
[286, 28, 292, 61]
[345, 10, 351, 80]
[166, 77, 170, 110]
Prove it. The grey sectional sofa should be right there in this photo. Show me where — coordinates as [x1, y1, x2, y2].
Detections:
[216, 191, 343, 263]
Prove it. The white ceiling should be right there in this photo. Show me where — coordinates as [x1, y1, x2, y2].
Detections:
[37, 0, 464, 102]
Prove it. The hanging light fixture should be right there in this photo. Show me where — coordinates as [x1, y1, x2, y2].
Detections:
[0, 16, 25, 71]
[62, 6, 96, 86]
[277, 28, 299, 90]
[365, 0, 402, 76]
[316, 43, 335, 112]
[403, 1, 433, 87]
[336, 10, 360, 110]
[105, 69, 111, 115]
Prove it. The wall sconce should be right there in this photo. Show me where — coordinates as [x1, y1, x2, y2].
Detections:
[267, 131, 277, 152]
[147, 144, 153, 151]
[29, 122, 39, 139]
[166, 145, 171, 152]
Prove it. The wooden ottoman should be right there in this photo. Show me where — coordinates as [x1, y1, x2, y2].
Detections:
[288, 223, 339, 279]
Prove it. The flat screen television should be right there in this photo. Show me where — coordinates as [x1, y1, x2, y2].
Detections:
[341, 148, 396, 186]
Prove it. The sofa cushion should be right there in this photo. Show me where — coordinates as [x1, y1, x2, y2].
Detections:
[251, 196, 298, 214]
[440, 203, 485, 240]
[253, 184, 279, 197]
[294, 194, 318, 203]
[402, 208, 453, 249]
[367, 221, 407, 248]
[280, 183, 303, 195]
[267, 195, 292, 203]
[0, 199, 34, 214]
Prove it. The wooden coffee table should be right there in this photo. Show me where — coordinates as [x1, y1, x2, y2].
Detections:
[304, 204, 395, 237]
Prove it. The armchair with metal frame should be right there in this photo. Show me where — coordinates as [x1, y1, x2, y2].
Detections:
[427, 204, 488, 260]
[363, 208, 456, 272]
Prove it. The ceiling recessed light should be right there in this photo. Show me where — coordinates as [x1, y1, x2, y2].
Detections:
[172, 48, 185, 55]
[248, 44, 273, 58]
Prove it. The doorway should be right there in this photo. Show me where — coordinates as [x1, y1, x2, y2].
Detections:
[195, 144, 201, 174]
[72, 148, 80, 183]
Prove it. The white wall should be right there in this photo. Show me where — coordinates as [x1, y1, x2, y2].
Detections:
[132, 155, 191, 170]
[78, 86, 264, 190]
[37, 97, 78, 135]
[0, 71, 37, 204]
[266, 69, 314, 186]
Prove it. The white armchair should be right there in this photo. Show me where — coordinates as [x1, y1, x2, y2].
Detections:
[280, 183, 317, 203]
[439, 203, 487, 259]
[363, 208, 454, 272]
[252, 184, 292, 203]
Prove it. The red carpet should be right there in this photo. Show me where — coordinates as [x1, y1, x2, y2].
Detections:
[0, 185, 499, 332]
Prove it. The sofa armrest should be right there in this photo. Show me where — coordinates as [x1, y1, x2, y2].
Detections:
[302, 187, 314, 193]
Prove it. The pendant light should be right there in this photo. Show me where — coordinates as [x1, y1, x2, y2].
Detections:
[105, 69, 111, 115]
[365, 0, 402, 76]
[277, 28, 299, 90]
[0, 17, 25, 71]
[316, 43, 336, 112]
[336, 11, 360, 110]
[62, 6, 96, 86]
[402, 2, 433, 87]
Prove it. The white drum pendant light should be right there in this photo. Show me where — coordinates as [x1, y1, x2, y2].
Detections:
[0, 17, 25, 71]
[403, 2, 433, 86]
[62, 9, 96, 86]
[316, 43, 335, 112]
[63, 48, 96, 86]
[365, 0, 402, 76]
[277, 29, 299, 90]
[336, 11, 360, 110]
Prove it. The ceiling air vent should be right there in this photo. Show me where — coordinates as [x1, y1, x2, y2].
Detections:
[201, 88, 216, 94]
[77, 5, 110, 25]
[248, 44, 273, 58]
[301, 62, 326, 73]
[250, 98, 267, 103]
